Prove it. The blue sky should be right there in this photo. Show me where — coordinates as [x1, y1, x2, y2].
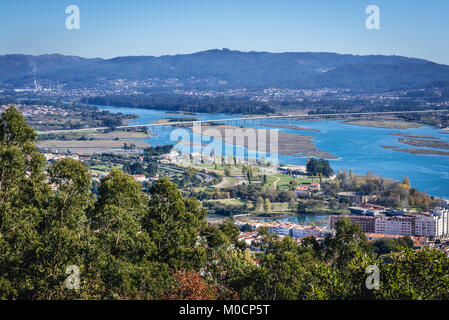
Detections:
[1, 0, 448, 64]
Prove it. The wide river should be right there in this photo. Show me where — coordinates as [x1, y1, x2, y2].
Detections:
[99, 106, 449, 200]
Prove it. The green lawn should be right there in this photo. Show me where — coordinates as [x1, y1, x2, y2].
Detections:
[89, 164, 123, 173]
[90, 165, 109, 171]
[265, 173, 319, 190]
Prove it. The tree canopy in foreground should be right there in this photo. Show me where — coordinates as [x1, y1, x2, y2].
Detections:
[1, 106, 449, 300]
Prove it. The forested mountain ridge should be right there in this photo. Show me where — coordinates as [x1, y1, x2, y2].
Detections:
[2, 49, 449, 91]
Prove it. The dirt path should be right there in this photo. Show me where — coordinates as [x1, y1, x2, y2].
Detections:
[272, 177, 281, 189]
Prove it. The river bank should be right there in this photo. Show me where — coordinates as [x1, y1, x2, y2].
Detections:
[342, 120, 422, 129]
[97, 105, 449, 199]
[190, 124, 337, 159]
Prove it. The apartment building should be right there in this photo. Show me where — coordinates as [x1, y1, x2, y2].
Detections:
[291, 226, 329, 239]
[375, 217, 415, 236]
[415, 208, 449, 238]
[330, 207, 449, 239]
[329, 215, 376, 233]
[269, 223, 292, 236]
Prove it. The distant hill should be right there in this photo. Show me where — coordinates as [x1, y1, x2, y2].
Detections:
[2, 49, 449, 92]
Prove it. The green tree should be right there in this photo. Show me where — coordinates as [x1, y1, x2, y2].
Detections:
[263, 198, 271, 213]
[324, 217, 372, 268]
[224, 166, 232, 177]
[143, 178, 207, 270]
[232, 236, 321, 300]
[90, 169, 153, 295]
[306, 158, 318, 176]
[0, 106, 51, 299]
[34, 158, 94, 299]
[146, 162, 158, 177]
[289, 180, 298, 190]
[296, 201, 309, 214]
[378, 248, 449, 299]
[255, 196, 264, 212]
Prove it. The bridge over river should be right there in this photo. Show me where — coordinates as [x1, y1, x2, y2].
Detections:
[40, 109, 449, 134]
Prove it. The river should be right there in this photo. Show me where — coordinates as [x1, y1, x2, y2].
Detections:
[99, 105, 449, 199]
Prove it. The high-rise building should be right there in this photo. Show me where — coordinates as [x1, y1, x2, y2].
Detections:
[415, 208, 449, 238]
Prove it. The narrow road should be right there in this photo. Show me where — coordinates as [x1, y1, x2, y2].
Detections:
[158, 164, 214, 183]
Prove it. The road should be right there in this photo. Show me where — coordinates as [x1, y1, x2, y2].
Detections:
[158, 164, 214, 183]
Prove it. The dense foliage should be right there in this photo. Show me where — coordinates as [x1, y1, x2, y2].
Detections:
[1, 106, 449, 300]
[322, 170, 441, 210]
[83, 94, 275, 115]
[306, 158, 334, 177]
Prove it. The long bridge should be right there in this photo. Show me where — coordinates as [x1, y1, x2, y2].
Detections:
[40, 109, 449, 134]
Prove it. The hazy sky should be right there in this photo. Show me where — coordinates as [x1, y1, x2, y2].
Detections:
[1, 0, 449, 64]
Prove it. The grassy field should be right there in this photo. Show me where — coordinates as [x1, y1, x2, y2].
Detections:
[36, 139, 149, 154]
[37, 130, 151, 154]
[181, 162, 320, 191]
[90, 165, 110, 171]
[205, 198, 292, 215]
[207, 199, 245, 205]
[89, 164, 123, 174]
[265, 173, 319, 190]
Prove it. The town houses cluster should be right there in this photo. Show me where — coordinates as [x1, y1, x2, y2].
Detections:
[43, 153, 152, 184]
[233, 220, 333, 248]
[295, 182, 320, 197]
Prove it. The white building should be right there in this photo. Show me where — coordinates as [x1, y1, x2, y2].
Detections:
[415, 215, 439, 238]
[289, 225, 332, 239]
[436, 208, 449, 236]
[161, 150, 180, 161]
[415, 208, 449, 238]
[269, 223, 292, 236]
[374, 217, 415, 236]
[373, 208, 449, 239]
[131, 174, 147, 182]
